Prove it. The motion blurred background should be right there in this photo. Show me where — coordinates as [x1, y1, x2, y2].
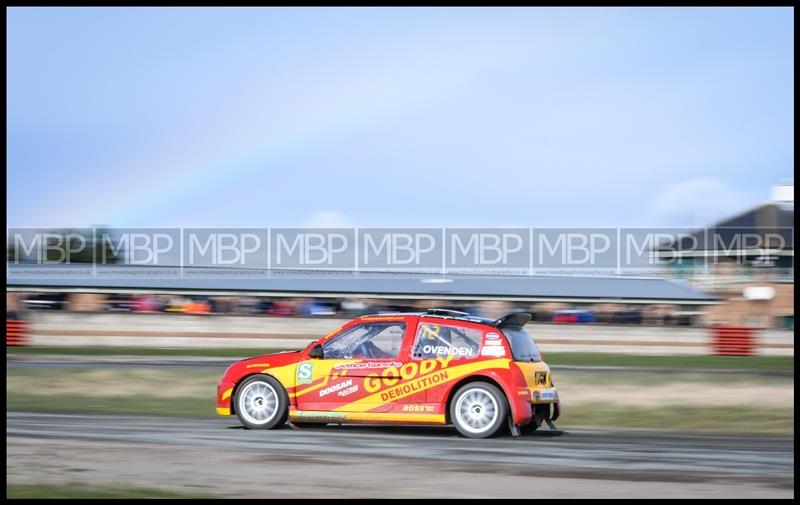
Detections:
[6, 6, 794, 499]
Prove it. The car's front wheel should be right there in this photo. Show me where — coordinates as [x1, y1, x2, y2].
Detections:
[450, 382, 508, 438]
[234, 374, 288, 430]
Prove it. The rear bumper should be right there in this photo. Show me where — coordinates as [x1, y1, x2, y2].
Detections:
[529, 387, 558, 404]
[531, 401, 561, 422]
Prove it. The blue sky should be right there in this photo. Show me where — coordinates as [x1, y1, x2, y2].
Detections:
[7, 7, 794, 229]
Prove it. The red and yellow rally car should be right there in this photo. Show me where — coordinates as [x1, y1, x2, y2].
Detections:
[216, 309, 560, 438]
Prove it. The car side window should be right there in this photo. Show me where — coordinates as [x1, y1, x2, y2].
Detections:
[323, 322, 406, 359]
[411, 323, 482, 360]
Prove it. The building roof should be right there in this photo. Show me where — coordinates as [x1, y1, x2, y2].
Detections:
[669, 202, 794, 252]
[6, 266, 716, 304]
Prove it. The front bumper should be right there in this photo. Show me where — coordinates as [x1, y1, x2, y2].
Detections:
[216, 382, 235, 416]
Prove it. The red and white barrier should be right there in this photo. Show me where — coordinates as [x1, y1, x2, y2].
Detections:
[7, 319, 29, 346]
[711, 326, 756, 356]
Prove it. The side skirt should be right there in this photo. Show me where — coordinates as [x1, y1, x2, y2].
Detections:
[289, 409, 446, 424]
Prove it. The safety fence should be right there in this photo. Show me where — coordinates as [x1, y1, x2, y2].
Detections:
[5, 313, 794, 356]
[6, 319, 29, 346]
[711, 326, 757, 356]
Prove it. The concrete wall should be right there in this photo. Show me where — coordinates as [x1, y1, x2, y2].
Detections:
[19, 312, 794, 356]
[704, 282, 794, 329]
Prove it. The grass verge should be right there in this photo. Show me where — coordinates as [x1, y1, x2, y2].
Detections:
[544, 352, 794, 372]
[8, 346, 794, 372]
[6, 366, 793, 434]
[7, 346, 289, 358]
[7, 367, 219, 416]
[7, 394, 215, 417]
[6, 483, 213, 499]
[561, 403, 795, 435]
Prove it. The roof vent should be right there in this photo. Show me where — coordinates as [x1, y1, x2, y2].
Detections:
[425, 308, 471, 317]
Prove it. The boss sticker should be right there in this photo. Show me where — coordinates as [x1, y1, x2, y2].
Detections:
[402, 404, 435, 412]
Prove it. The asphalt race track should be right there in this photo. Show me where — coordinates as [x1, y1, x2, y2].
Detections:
[7, 412, 794, 498]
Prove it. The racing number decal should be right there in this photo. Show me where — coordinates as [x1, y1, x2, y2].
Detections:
[420, 324, 441, 343]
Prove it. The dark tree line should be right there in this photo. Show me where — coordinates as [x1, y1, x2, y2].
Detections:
[7, 227, 121, 264]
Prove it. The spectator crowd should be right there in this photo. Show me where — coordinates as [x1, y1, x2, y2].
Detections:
[7, 291, 699, 326]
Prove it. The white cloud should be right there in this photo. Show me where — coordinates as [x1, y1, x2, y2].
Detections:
[302, 210, 354, 228]
[648, 178, 757, 227]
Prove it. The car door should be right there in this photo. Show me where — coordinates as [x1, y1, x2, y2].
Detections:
[409, 318, 488, 412]
[294, 316, 417, 413]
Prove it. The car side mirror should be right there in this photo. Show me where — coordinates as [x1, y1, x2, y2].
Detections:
[309, 343, 323, 359]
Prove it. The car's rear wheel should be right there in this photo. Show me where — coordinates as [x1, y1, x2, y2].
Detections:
[234, 374, 288, 430]
[450, 382, 508, 439]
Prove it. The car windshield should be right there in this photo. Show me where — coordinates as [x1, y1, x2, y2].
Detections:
[502, 327, 542, 362]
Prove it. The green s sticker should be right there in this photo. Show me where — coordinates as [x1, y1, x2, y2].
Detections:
[297, 362, 313, 384]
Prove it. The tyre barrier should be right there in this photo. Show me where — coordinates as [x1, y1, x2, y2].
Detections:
[711, 326, 755, 356]
[7, 319, 29, 346]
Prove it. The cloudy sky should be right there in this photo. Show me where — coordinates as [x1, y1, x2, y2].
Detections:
[7, 7, 794, 229]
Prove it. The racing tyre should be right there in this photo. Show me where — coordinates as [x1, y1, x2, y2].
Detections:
[234, 374, 289, 430]
[450, 382, 508, 439]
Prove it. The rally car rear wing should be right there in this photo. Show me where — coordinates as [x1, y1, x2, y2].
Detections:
[493, 312, 532, 329]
